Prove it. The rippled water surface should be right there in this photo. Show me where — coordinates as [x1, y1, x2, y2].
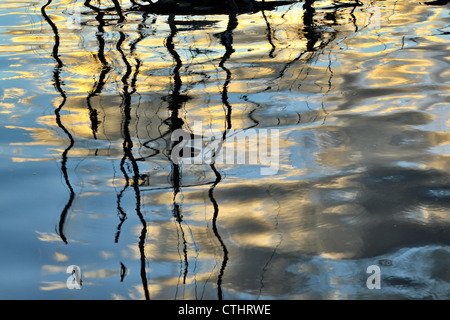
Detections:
[0, 0, 449, 300]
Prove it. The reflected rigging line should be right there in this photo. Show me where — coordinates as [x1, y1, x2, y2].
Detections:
[207, 12, 238, 300]
[209, 164, 228, 300]
[116, 12, 148, 243]
[86, 9, 111, 142]
[165, 14, 191, 297]
[258, 185, 283, 299]
[218, 13, 238, 132]
[261, 10, 276, 58]
[265, 0, 336, 91]
[42, 0, 74, 245]
[116, 24, 150, 300]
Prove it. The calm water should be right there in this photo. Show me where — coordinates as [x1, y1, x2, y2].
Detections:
[0, 0, 449, 300]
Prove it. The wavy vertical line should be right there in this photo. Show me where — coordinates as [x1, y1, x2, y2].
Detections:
[257, 186, 283, 299]
[86, 9, 111, 141]
[207, 12, 239, 300]
[116, 12, 147, 243]
[261, 10, 276, 58]
[41, 0, 75, 245]
[115, 16, 150, 299]
[209, 163, 228, 300]
[165, 14, 191, 298]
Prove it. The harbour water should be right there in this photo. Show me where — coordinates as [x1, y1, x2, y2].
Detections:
[0, 0, 449, 299]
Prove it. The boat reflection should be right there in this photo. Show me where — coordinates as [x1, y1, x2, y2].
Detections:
[34, 0, 450, 299]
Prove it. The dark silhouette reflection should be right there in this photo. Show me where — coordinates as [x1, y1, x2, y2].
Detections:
[120, 262, 127, 282]
[424, 0, 449, 5]
[303, 0, 318, 52]
[133, 0, 297, 15]
[42, 0, 74, 245]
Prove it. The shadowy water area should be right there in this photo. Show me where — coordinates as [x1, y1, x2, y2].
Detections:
[0, 0, 449, 299]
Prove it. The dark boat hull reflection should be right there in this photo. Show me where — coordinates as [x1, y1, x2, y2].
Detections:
[132, 0, 298, 15]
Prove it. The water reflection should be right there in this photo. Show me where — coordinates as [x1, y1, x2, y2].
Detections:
[0, 0, 448, 299]
[41, 0, 74, 245]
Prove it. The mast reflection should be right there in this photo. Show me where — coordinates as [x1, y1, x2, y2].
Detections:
[42, 0, 74, 245]
[40, 0, 365, 299]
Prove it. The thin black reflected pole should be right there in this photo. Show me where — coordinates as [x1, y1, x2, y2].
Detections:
[42, 0, 74, 244]
[86, 8, 111, 145]
[261, 10, 276, 58]
[114, 13, 150, 299]
[218, 13, 237, 132]
[209, 11, 238, 301]
[116, 12, 148, 243]
[165, 13, 191, 297]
